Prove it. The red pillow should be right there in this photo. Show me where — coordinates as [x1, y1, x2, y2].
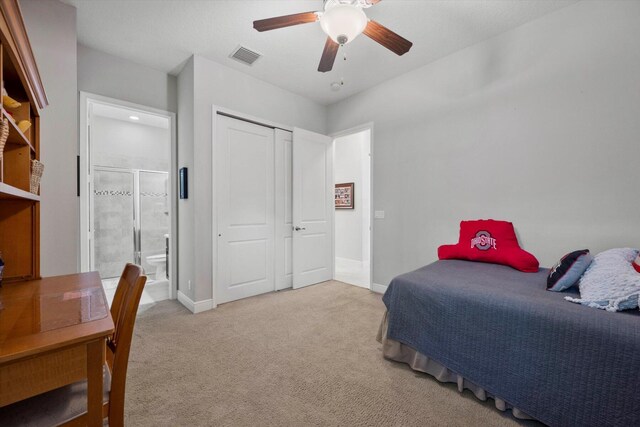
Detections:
[438, 219, 539, 272]
[633, 254, 640, 273]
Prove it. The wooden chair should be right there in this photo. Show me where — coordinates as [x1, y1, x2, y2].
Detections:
[0, 264, 147, 427]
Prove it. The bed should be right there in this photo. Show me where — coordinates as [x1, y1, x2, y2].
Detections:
[378, 260, 640, 426]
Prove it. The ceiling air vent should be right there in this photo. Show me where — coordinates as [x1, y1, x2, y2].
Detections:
[229, 45, 262, 66]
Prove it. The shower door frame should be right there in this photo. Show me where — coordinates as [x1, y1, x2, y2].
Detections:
[91, 166, 169, 272]
[89, 166, 136, 274]
[79, 92, 177, 299]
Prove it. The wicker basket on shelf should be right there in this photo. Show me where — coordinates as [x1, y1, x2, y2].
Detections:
[0, 118, 8, 161]
[30, 159, 44, 194]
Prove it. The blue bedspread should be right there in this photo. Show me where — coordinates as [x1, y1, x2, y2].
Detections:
[382, 260, 640, 426]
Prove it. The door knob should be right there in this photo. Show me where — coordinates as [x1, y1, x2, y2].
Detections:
[294, 226, 306, 231]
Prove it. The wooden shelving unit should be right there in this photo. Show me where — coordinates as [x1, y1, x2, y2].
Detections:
[0, 0, 48, 283]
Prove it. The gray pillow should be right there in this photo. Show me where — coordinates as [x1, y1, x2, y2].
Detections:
[565, 248, 640, 311]
[547, 249, 592, 292]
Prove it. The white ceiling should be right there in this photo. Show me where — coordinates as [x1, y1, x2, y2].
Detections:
[61, 0, 578, 105]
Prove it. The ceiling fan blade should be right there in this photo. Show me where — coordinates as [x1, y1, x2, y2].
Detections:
[363, 20, 413, 56]
[318, 37, 340, 72]
[253, 11, 318, 32]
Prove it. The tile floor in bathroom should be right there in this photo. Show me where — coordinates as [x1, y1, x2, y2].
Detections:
[102, 275, 171, 313]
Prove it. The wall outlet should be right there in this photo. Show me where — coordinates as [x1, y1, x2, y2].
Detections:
[188, 280, 192, 291]
[374, 210, 385, 219]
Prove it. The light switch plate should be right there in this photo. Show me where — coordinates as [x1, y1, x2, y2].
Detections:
[374, 210, 385, 219]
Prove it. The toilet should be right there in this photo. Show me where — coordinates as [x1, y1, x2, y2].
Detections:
[146, 253, 166, 281]
[145, 234, 169, 281]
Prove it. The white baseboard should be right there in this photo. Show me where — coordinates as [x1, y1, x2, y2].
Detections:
[177, 290, 215, 314]
[371, 283, 387, 294]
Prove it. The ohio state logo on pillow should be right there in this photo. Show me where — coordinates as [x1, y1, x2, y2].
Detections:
[438, 219, 539, 272]
[471, 231, 497, 251]
[633, 254, 640, 273]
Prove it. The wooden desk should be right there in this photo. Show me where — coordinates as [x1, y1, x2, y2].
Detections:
[0, 272, 114, 425]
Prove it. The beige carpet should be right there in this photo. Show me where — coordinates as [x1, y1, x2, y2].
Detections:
[126, 281, 540, 426]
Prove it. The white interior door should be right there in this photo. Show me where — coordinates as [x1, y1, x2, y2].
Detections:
[292, 127, 334, 289]
[275, 129, 293, 290]
[216, 115, 275, 304]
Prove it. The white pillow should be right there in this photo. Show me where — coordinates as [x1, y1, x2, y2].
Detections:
[565, 248, 640, 311]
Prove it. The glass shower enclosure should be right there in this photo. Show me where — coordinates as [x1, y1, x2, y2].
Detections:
[92, 167, 169, 281]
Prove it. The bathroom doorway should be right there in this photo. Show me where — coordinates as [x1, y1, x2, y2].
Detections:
[79, 93, 176, 306]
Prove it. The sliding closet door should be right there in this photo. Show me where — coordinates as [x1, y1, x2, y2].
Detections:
[292, 128, 334, 289]
[274, 129, 293, 290]
[216, 115, 275, 304]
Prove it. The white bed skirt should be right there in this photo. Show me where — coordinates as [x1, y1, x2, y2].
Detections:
[377, 311, 534, 421]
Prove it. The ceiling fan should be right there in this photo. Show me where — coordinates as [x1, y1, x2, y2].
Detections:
[253, 0, 413, 73]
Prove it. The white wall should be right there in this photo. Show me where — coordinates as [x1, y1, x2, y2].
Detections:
[327, 0, 640, 287]
[78, 44, 177, 113]
[178, 55, 327, 304]
[92, 116, 170, 171]
[21, 0, 78, 276]
[177, 57, 195, 300]
[334, 130, 370, 263]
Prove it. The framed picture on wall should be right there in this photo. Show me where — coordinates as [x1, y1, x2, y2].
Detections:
[335, 183, 354, 209]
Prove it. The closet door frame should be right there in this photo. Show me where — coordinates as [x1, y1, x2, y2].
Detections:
[211, 107, 294, 305]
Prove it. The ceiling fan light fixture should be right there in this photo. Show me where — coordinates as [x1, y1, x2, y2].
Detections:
[319, 4, 367, 45]
[253, 1, 413, 73]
